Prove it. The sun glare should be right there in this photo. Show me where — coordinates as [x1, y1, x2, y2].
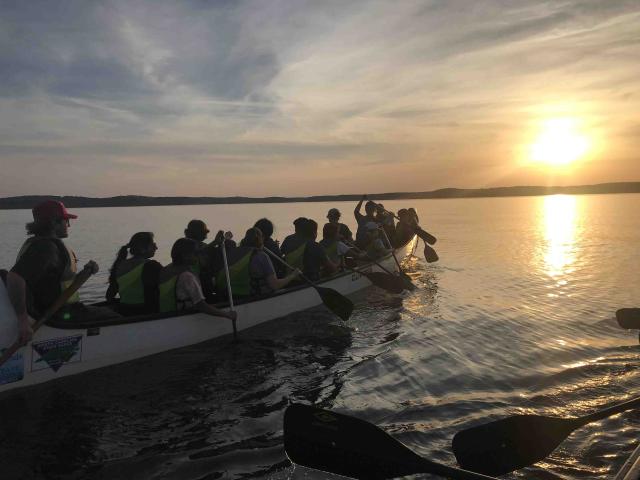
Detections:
[529, 118, 590, 167]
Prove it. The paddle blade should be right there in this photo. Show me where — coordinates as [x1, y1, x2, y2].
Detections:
[616, 308, 640, 329]
[452, 415, 575, 476]
[363, 271, 405, 294]
[424, 245, 439, 263]
[284, 403, 424, 479]
[315, 286, 354, 321]
[415, 227, 437, 245]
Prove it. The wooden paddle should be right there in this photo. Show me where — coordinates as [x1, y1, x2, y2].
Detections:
[379, 227, 416, 290]
[0, 265, 95, 369]
[284, 403, 499, 480]
[220, 234, 238, 341]
[264, 248, 354, 321]
[616, 308, 640, 329]
[424, 243, 439, 263]
[452, 395, 640, 476]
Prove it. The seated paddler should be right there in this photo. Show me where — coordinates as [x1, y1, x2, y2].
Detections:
[184, 219, 216, 299]
[11, 200, 113, 322]
[319, 223, 359, 267]
[106, 232, 162, 315]
[158, 238, 236, 323]
[295, 219, 339, 280]
[216, 227, 299, 298]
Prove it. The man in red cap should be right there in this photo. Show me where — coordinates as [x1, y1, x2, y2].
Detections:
[11, 200, 102, 321]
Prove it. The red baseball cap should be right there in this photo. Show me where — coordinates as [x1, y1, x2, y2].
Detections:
[32, 200, 78, 222]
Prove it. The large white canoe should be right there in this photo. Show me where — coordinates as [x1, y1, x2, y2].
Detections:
[0, 237, 416, 395]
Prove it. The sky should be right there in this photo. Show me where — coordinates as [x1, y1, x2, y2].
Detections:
[0, 0, 639, 197]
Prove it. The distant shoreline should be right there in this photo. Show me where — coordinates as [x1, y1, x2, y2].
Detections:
[1, 182, 639, 210]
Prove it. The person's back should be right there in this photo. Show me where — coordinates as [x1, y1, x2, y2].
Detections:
[281, 217, 309, 271]
[107, 232, 161, 315]
[319, 222, 351, 265]
[354, 196, 378, 248]
[300, 220, 338, 280]
[159, 238, 236, 324]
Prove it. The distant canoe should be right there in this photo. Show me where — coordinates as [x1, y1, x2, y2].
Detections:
[0, 236, 416, 395]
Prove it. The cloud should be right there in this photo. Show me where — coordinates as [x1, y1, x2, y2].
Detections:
[0, 0, 639, 196]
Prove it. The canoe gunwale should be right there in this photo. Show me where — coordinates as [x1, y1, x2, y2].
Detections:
[45, 236, 416, 330]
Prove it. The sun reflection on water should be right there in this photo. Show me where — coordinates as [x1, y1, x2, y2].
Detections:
[542, 195, 577, 278]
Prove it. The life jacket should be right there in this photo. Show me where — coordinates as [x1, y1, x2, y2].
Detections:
[319, 239, 339, 263]
[158, 266, 190, 313]
[284, 240, 306, 272]
[215, 247, 255, 297]
[115, 259, 147, 306]
[16, 237, 79, 304]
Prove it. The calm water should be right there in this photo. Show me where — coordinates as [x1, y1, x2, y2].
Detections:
[1, 194, 640, 480]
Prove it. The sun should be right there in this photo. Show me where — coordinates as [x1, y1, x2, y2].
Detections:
[529, 118, 590, 166]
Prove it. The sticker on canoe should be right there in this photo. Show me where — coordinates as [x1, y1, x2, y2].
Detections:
[0, 349, 24, 385]
[31, 335, 82, 372]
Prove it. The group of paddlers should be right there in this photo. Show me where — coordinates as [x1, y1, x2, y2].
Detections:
[1, 195, 426, 346]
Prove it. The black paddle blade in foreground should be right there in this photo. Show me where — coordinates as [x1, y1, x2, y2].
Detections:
[452, 414, 575, 476]
[284, 403, 427, 479]
[315, 286, 354, 321]
[424, 244, 439, 263]
[415, 227, 437, 245]
[363, 271, 405, 294]
[616, 308, 640, 329]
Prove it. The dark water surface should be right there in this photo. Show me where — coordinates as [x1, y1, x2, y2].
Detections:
[1, 194, 640, 479]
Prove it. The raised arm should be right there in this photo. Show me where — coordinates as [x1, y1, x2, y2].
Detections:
[354, 194, 367, 218]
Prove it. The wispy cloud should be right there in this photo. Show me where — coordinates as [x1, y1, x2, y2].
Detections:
[1, 0, 638, 196]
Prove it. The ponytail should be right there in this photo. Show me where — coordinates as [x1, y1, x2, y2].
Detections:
[108, 245, 130, 284]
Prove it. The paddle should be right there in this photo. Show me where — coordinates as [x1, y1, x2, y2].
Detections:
[284, 403, 499, 480]
[0, 265, 95, 369]
[342, 240, 407, 294]
[379, 227, 416, 290]
[349, 268, 405, 294]
[220, 234, 238, 341]
[374, 203, 437, 245]
[263, 248, 354, 321]
[452, 395, 640, 476]
[616, 308, 640, 329]
[424, 243, 439, 263]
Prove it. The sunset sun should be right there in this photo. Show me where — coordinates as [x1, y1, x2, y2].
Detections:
[529, 118, 590, 167]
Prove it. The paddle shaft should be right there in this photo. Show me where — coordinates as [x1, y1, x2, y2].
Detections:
[579, 395, 640, 425]
[263, 247, 316, 286]
[0, 266, 94, 368]
[220, 239, 238, 340]
[343, 240, 398, 277]
[380, 227, 405, 274]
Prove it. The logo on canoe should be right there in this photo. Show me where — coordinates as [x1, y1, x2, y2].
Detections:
[0, 349, 24, 385]
[31, 335, 82, 372]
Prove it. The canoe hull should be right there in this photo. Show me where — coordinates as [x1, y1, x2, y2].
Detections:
[0, 238, 416, 395]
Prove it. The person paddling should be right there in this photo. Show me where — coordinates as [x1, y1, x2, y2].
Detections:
[184, 219, 217, 299]
[319, 223, 359, 266]
[158, 238, 236, 323]
[326, 208, 353, 242]
[217, 227, 299, 298]
[106, 232, 162, 315]
[11, 200, 109, 322]
[354, 195, 379, 249]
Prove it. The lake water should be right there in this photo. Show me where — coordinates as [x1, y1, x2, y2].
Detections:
[1, 194, 640, 479]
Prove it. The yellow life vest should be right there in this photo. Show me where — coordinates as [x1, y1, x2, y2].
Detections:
[116, 260, 146, 306]
[17, 237, 79, 304]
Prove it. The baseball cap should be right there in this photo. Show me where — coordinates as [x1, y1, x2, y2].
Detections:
[327, 208, 341, 218]
[32, 200, 77, 222]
